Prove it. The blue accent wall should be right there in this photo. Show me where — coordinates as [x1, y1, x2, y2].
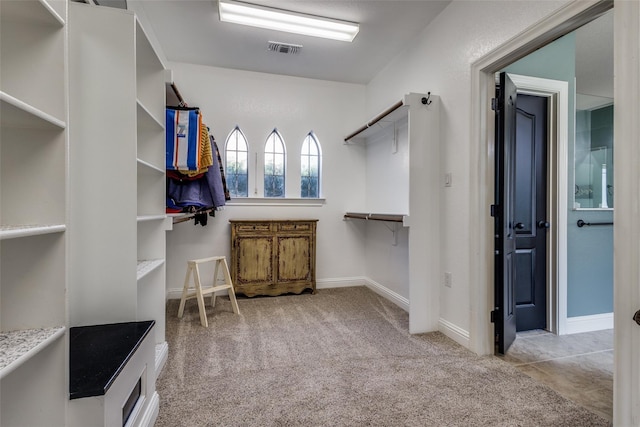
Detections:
[503, 32, 613, 318]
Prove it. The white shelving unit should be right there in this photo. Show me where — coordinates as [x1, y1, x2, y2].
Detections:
[0, 0, 68, 425]
[344, 93, 441, 334]
[68, 0, 167, 397]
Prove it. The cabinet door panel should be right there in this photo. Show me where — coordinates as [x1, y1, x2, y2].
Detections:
[235, 236, 273, 284]
[277, 236, 311, 282]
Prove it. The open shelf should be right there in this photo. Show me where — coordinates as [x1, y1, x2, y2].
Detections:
[0, 224, 66, 240]
[0, 0, 68, 422]
[137, 215, 166, 223]
[0, 92, 66, 130]
[0, 326, 65, 379]
[137, 158, 164, 174]
[344, 212, 408, 224]
[0, 0, 65, 27]
[137, 99, 164, 130]
[137, 259, 165, 281]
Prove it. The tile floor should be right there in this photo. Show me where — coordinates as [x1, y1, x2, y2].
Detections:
[500, 329, 613, 422]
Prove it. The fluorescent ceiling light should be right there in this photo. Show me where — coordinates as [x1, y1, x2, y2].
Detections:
[218, 0, 359, 42]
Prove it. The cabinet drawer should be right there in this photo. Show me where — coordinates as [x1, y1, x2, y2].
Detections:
[235, 223, 272, 233]
[277, 222, 313, 232]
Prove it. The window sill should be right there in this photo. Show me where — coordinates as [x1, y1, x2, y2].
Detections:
[226, 197, 325, 207]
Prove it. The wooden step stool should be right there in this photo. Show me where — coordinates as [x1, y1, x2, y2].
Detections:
[177, 256, 240, 327]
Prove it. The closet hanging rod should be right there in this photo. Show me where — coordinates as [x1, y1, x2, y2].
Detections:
[172, 208, 215, 224]
[169, 82, 187, 107]
[344, 100, 404, 142]
[577, 219, 613, 227]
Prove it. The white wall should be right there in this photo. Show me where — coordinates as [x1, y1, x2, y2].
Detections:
[165, 1, 575, 340]
[365, 0, 570, 338]
[363, 115, 410, 300]
[165, 63, 368, 295]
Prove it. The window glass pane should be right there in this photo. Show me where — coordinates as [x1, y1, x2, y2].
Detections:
[225, 127, 249, 197]
[265, 175, 284, 197]
[309, 161, 318, 176]
[300, 132, 321, 198]
[237, 151, 247, 169]
[227, 136, 237, 152]
[274, 154, 284, 175]
[264, 130, 286, 198]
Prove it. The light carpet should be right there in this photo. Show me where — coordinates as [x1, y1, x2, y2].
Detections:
[156, 286, 610, 426]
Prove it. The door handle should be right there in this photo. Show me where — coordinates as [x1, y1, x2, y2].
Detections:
[634, 310, 640, 326]
[515, 222, 525, 230]
[537, 220, 550, 229]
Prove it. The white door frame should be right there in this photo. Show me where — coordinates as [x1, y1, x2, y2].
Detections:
[508, 74, 569, 336]
[468, 0, 640, 424]
[612, 1, 640, 425]
[468, 0, 612, 356]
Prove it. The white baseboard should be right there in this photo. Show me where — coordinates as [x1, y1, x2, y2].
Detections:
[438, 318, 470, 348]
[166, 276, 410, 317]
[166, 287, 183, 300]
[362, 278, 409, 312]
[316, 277, 367, 289]
[138, 391, 159, 427]
[155, 341, 168, 376]
[565, 312, 614, 334]
[168, 277, 409, 311]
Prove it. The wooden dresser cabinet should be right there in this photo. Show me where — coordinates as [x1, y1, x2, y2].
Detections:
[229, 219, 318, 297]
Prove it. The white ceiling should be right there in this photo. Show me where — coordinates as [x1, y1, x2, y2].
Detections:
[131, 0, 451, 84]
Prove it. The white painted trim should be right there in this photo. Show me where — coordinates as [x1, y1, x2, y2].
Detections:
[508, 74, 569, 336]
[166, 287, 184, 300]
[137, 391, 159, 427]
[316, 277, 367, 289]
[565, 313, 613, 334]
[363, 278, 409, 312]
[613, 1, 640, 425]
[155, 341, 169, 376]
[468, 0, 612, 357]
[226, 197, 325, 207]
[439, 318, 470, 348]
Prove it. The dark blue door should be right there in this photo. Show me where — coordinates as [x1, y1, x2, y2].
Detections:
[514, 94, 548, 332]
[494, 72, 518, 354]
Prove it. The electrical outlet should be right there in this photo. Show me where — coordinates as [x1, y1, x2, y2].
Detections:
[444, 272, 452, 288]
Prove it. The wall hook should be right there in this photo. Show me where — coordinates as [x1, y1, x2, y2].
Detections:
[422, 92, 432, 105]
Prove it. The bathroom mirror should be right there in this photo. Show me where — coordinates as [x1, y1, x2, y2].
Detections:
[574, 98, 613, 209]
[573, 10, 613, 210]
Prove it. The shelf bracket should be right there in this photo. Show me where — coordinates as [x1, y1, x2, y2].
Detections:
[391, 122, 398, 154]
[392, 223, 398, 246]
[384, 222, 400, 246]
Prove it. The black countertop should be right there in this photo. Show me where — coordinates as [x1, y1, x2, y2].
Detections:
[69, 320, 155, 400]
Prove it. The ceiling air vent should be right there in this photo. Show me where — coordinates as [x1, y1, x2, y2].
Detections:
[268, 41, 303, 55]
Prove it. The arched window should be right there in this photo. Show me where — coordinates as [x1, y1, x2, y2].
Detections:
[224, 126, 249, 197]
[301, 131, 321, 198]
[264, 129, 286, 197]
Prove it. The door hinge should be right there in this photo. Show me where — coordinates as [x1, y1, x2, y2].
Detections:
[490, 204, 497, 217]
[490, 309, 497, 323]
[491, 97, 499, 111]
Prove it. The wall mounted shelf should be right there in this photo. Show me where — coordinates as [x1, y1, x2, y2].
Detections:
[136, 259, 165, 281]
[0, 327, 65, 380]
[343, 212, 408, 225]
[0, 224, 66, 240]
